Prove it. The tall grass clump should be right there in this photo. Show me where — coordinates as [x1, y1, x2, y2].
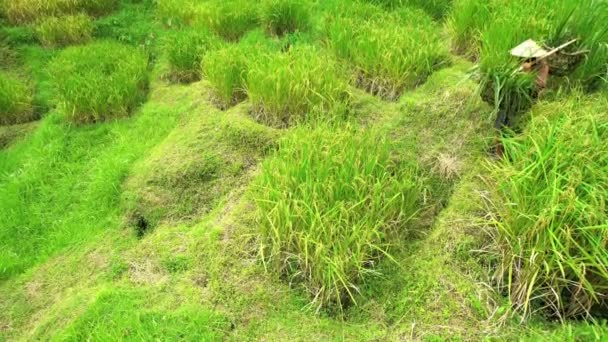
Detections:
[551, 0, 608, 91]
[197, 0, 259, 41]
[366, 0, 453, 20]
[0, 72, 35, 125]
[203, 44, 251, 109]
[34, 14, 93, 47]
[48, 41, 149, 123]
[328, 8, 448, 100]
[161, 28, 219, 83]
[1, 0, 118, 24]
[246, 46, 349, 127]
[448, 0, 491, 57]
[154, 0, 200, 27]
[259, 0, 310, 37]
[487, 95, 608, 319]
[252, 127, 420, 309]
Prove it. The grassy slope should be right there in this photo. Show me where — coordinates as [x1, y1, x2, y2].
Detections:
[3, 58, 600, 340]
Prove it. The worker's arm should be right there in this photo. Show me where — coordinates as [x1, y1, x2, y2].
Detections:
[536, 59, 549, 88]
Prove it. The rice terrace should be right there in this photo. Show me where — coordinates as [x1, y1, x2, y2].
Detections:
[1, 0, 608, 340]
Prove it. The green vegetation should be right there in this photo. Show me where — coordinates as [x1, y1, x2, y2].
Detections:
[448, 0, 490, 56]
[488, 95, 608, 319]
[198, 0, 259, 41]
[34, 14, 93, 47]
[203, 44, 251, 109]
[1, 0, 607, 340]
[259, 0, 310, 37]
[328, 8, 448, 100]
[0, 97, 183, 278]
[48, 40, 149, 123]
[452, 0, 608, 115]
[252, 127, 420, 309]
[57, 288, 229, 340]
[123, 105, 278, 233]
[0, 71, 35, 125]
[1, 0, 118, 24]
[369, 0, 453, 20]
[161, 28, 218, 83]
[246, 46, 349, 127]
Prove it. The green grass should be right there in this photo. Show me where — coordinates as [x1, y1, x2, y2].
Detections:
[0, 71, 35, 125]
[56, 287, 229, 340]
[366, 0, 453, 20]
[0, 98, 183, 279]
[251, 126, 421, 310]
[161, 28, 219, 83]
[1, 0, 118, 24]
[487, 95, 608, 319]
[154, 0, 200, 28]
[327, 8, 449, 100]
[246, 46, 349, 127]
[448, 0, 491, 57]
[122, 107, 278, 233]
[457, 0, 608, 115]
[203, 44, 251, 109]
[48, 40, 149, 123]
[197, 0, 259, 41]
[93, 2, 161, 57]
[259, 0, 311, 37]
[34, 14, 93, 47]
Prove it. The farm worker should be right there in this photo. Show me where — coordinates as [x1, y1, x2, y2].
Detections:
[493, 39, 550, 131]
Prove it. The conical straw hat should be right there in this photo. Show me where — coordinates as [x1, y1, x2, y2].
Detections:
[510, 39, 549, 58]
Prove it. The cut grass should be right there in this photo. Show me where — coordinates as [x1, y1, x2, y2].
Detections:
[161, 28, 219, 83]
[1, 0, 118, 24]
[246, 46, 349, 127]
[0, 71, 35, 126]
[48, 40, 149, 123]
[56, 287, 229, 340]
[0, 98, 183, 279]
[487, 95, 608, 319]
[252, 126, 421, 310]
[327, 8, 449, 100]
[259, 0, 310, 37]
[123, 107, 278, 233]
[34, 14, 93, 47]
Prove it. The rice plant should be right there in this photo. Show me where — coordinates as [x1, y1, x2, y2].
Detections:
[203, 44, 251, 109]
[161, 28, 219, 83]
[259, 0, 310, 37]
[327, 8, 449, 100]
[551, 0, 608, 91]
[245, 46, 349, 127]
[1, 0, 118, 24]
[34, 14, 93, 47]
[197, 0, 259, 41]
[448, 0, 491, 57]
[487, 95, 608, 319]
[252, 126, 421, 309]
[48, 40, 149, 123]
[154, 0, 200, 27]
[0, 71, 35, 126]
[366, 0, 453, 20]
